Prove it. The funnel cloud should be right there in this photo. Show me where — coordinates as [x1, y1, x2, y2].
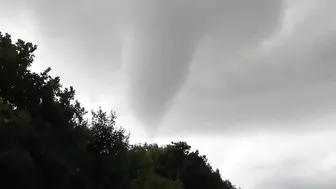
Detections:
[121, 0, 283, 133]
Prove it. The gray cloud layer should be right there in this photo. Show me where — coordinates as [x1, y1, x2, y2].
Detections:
[121, 0, 283, 134]
[158, 1, 336, 136]
[18, 0, 124, 98]
[11, 0, 284, 135]
[5, 0, 335, 136]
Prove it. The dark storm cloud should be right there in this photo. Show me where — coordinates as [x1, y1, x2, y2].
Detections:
[158, 1, 336, 136]
[10, 0, 283, 134]
[121, 0, 283, 134]
[8, 0, 335, 137]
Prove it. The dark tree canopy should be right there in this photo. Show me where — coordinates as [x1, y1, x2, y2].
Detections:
[0, 31, 239, 189]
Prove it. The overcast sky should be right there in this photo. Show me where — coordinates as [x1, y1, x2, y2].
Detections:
[1, 0, 336, 188]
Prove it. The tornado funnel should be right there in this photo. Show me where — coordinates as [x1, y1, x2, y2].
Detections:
[121, 0, 283, 138]
[121, 1, 211, 137]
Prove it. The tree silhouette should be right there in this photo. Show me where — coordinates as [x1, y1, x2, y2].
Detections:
[0, 31, 239, 189]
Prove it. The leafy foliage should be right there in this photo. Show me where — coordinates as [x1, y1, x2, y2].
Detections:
[0, 31, 239, 189]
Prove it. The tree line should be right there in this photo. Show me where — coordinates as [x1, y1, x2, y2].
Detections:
[0, 31, 239, 189]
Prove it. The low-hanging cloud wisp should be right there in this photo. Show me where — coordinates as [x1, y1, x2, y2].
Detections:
[120, 0, 283, 136]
